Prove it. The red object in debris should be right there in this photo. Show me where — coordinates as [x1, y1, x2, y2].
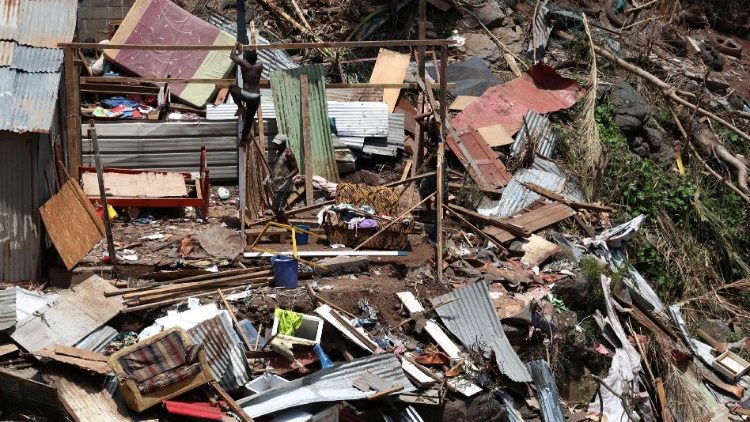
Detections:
[446, 127, 512, 190]
[451, 64, 583, 136]
[163, 400, 228, 420]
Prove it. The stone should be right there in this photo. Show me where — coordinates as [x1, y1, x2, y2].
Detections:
[700, 319, 734, 343]
[644, 126, 663, 150]
[443, 392, 506, 421]
[462, 0, 506, 29]
[462, 33, 502, 63]
[610, 81, 651, 134]
[490, 26, 524, 55]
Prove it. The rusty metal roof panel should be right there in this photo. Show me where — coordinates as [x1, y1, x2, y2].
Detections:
[0, 68, 61, 132]
[0, 288, 15, 330]
[0, 0, 76, 48]
[238, 354, 415, 418]
[187, 312, 250, 391]
[447, 128, 512, 190]
[511, 110, 556, 159]
[431, 281, 531, 383]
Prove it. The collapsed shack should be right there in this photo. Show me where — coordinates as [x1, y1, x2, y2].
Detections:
[2, 0, 750, 420]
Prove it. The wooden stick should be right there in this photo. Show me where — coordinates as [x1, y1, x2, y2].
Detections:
[107, 267, 269, 296]
[436, 45, 448, 283]
[519, 182, 614, 212]
[300, 73, 315, 206]
[305, 283, 357, 319]
[66, 39, 456, 50]
[218, 289, 255, 349]
[88, 122, 116, 270]
[131, 277, 271, 304]
[209, 380, 254, 422]
[443, 205, 508, 252]
[655, 378, 673, 422]
[80, 77, 455, 88]
[123, 271, 272, 300]
[63, 47, 81, 179]
[329, 308, 377, 352]
[121, 282, 269, 313]
[367, 384, 404, 400]
[354, 193, 435, 250]
[400, 160, 413, 181]
[447, 204, 530, 237]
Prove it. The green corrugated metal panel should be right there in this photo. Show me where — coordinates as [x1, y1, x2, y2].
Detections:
[270, 66, 339, 182]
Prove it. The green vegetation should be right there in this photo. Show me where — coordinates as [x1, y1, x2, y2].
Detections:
[592, 103, 750, 304]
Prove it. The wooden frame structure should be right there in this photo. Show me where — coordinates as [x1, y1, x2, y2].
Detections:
[60, 28, 452, 281]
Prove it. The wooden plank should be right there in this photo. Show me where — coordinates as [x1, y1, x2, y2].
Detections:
[53, 345, 108, 362]
[484, 202, 576, 243]
[369, 49, 411, 112]
[39, 180, 104, 270]
[65, 39, 457, 50]
[520, 182, 615, 213]
[448, 204, 529, 237]
[81, 172, 187, 198]
[53, 373, 131, 422]
[437, 45, 448, 283]
[300, 74, 314, 206]
[477, 124, 515, 147]
[63, 47, 81, 179]
[315, 305, 378, 352]
[396, 292, 462, 359]
[449, 96, 479, 111]
[214, 87, 229, 105]
[35, 349, 110, 374]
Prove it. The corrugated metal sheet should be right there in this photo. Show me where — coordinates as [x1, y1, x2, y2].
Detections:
[0, 68, 61, 133]
[528, 2, 552, 63]
[0, 133, 51, 281]
[186, 312, 250, 391]
[270, 66, 338, 181]
[401, 406, 424, 422]
[204, 11, 298, 79]
[7, 44, 63, 72]
[330, 102, 389, 138]
[511, 111, 556, 159]
[431, 281, 532, 383]
[479, 167, 584, 218]
[238, 354, 415, 417]
[74, 325, 118, 352]
[0, 288, 15, 330]
[80, 121, 239, 180]
[528, 360, 565, 422]
[7, 0, 77, 48]
[669, 304, 716, 366]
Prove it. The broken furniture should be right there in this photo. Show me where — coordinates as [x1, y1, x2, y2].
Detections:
[322, 183, 413, 250]
[78, 146, 210, 217]
[108, 327, 212, 412]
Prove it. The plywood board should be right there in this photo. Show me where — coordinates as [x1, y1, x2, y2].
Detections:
[369, 49, 411, 112]
[51, 372, 132, 422]
[81, 172, 188, 198]
[35, 349, 110, 374]
[449, 96, 479, 111]
[40, 180, 104, 270]
[11, 275, 123, 353]
[477, 124, 515, 147]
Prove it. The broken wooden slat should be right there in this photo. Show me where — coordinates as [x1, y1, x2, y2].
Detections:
[53, 345, 108, 362]
[35, 349, 110, 374]
[396, 292, 461, 359]
[484, 202, 576, 243]
[520, 182, 614, 213]
[369, 49, 411, 112]
[448, 204, 530, 237]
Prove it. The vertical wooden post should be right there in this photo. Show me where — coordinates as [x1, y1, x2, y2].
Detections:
[412, 0, 427, 176]
[300, 74, 314, 206]
[436, 45, 448, 283]
[88, 122, 117, 270]
[63, 47, 81, 179]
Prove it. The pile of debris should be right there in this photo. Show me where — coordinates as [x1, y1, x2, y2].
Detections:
[3, 0, 750, 420]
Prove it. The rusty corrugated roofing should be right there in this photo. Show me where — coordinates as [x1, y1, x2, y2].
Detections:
[0, 0, 77, 48]
[0, 42, 63, 72]
[0, 68, 61, 133]
[431, 281, 532, 383]
[511, 110, 556, 159]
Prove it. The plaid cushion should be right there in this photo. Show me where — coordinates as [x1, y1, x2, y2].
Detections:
[118, 331, 203, 393]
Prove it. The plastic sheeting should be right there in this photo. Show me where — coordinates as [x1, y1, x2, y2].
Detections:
[426, 56, 501, 97]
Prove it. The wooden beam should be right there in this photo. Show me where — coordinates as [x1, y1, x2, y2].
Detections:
[519, 182, 615, 213]
[63, 39, 456, 50]
[436, 45, 447, 283]
[300, 73, 314, 206]
[63, 47, 81, 179]
[88, 122, 116, 270]
[447, 204, 530, 237]
[79, 77, 453, 89]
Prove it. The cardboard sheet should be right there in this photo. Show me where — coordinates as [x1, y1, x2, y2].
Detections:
[369, 49, 410, 112]
[449, 96, 479, 111]
[105, 0, 234, 107]
[81, 172, 188, 198]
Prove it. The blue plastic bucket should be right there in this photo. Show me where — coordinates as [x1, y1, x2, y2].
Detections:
[294, 225, 310, 245]
[271, 255, 299, 288]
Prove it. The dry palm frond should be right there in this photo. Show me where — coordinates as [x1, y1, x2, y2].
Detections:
[573, 14, 604, 200]
[677, 278, 750, 320]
